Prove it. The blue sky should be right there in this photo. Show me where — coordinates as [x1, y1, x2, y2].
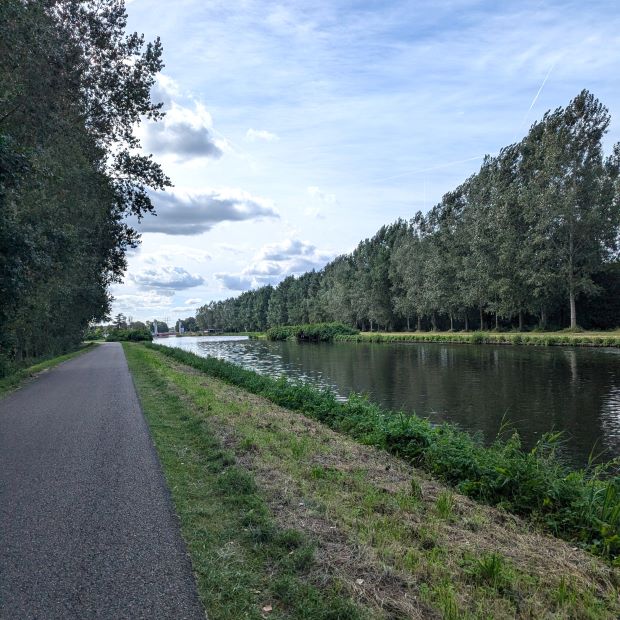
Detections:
[113, 0, 620, 322]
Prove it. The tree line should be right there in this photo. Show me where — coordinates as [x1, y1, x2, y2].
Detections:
[197, 91, 620, 333]
[0, 0, 167, 375]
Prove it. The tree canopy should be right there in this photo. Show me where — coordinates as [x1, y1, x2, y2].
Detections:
[0, 0, 167, 374]
[197, 91, 620, 334]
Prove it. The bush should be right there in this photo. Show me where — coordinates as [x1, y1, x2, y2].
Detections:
[106, 328, 152, 342]
[147, 342, 620, 562]
[266, 322, 359, 342]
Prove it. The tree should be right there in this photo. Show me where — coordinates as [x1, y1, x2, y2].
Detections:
[528, 91, 619, 328]
[113, 313, 127, 329]
[0, 0, 168, 372]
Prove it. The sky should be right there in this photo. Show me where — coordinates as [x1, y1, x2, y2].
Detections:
[112, 0, 620, 323]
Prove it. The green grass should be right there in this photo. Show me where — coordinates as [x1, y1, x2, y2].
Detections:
[123, 343, 620, 619]
[146, 342, 620, 563]
[123, 343, 367, 620]
[0, 343, 97, 397]
[335, 330, 620, 348]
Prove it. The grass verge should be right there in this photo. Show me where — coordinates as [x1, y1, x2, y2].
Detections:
[0, 343, 97, 397]
[124, 343, 620, 619]
[146, 343, 620, 563]
[335, 330, 620, 348]
[124, 342, 367, 620]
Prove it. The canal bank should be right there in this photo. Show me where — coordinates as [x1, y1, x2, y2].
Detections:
[124, 342, 620, 619]
[336, 330, 620, 347]
[155, 334, 620, 467]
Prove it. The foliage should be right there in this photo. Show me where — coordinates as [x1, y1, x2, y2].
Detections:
[334, 331, 620, 348]
[105, 328, 152, 342]
[266, 323, 359, 342]
[0, 0, 167, 375]
[196, 91, 620, 335]
[147, 343, 620, 562]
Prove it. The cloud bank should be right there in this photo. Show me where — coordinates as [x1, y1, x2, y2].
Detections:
[130, 265, 205, 289]
[216, 238, 335, 291]
[138, 188, 279, 236]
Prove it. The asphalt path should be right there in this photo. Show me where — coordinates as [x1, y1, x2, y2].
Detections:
[0, 343, 205, 619]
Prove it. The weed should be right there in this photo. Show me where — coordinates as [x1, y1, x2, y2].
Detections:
[410, 477, 423, 500]
[433, 582, 461, 620]
[466, 552, 513, 591]
[435, 491, 454, 519]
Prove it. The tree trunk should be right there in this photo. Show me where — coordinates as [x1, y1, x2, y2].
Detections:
[464, 315, 469, 331]
[495, 313, 499, 330]
[540, 308, 547, 329]
[479, 306, 484, 330]
[449, 313, 454, 331]
[369, 318, 374, 332]
[406, 316, 410, 331]
[518, 310, 524, 331]
[431, 313, 437, 331]
[417, 316, 422, 331]
[569, 220, 577, 329]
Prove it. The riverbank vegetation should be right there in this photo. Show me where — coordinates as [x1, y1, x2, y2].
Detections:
[0, 1, 167, 377]
[104, 328, 152, 343]
[260, 324, 620, 347]
[195, 91, 619, 336]
[267, 323, 359, 342]
[125, 343, 620, 618]
[148, 343, 620, 563]
[337, 330, 620, 347]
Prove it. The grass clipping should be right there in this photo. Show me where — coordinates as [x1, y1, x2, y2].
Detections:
[125, 343, 619, 619]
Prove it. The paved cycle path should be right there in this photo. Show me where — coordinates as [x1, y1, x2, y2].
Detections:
[0, 343, 205, 619]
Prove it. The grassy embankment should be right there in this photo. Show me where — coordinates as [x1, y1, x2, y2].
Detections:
[125, 342, 620, 619]
[145, 343, 620, 561]
[0, 342, 97, 397]
[264, 323, 620, 347]
[336, 330, 620, 347]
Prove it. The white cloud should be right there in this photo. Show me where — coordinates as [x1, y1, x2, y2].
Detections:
[216, 238, 336, 291]
[215, 274, 255, 291]
[307, 186, 337, 204]
[136, 187, 279, 235]
[112, 290, 175, 313]
[185, 298, 202, 305]
[130, 265, 205, 290]
[141, 245, 211, 264]
[303, 206, 325, 219]
[246, 128, 280, 142]
[143, 101, 224, 161]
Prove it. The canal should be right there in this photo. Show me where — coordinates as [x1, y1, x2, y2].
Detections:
[159, 336, 620, 466]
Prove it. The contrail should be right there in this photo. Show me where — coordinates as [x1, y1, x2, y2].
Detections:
[518, 60, 557, 135]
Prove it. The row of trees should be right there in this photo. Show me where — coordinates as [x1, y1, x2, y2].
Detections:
[197, 91, 620, 333]
[0, 1, 167, 374]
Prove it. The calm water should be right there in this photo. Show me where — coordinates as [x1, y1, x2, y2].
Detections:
[159, 335, 620, 466]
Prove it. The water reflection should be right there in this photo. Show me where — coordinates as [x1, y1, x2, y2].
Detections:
[159, 336, 620, 466]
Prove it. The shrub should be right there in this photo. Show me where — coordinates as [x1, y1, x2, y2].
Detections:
[106, 328, 152, 342]
[266, 322, 359, 342]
